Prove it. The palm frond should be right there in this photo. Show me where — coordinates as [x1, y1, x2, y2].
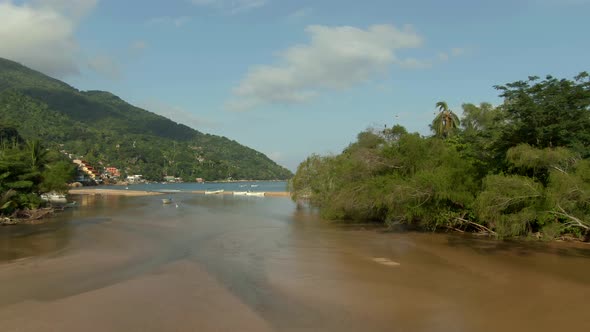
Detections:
[436, 101, 449, 112]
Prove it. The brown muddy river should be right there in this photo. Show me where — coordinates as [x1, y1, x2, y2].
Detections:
[1, 194, 589, 331]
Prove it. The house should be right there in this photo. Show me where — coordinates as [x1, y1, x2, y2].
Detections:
[105, 167, 120, 177]
[73, 159, 100, 181]
[164, 176, 183, 183]
[126, 175, 143, 183]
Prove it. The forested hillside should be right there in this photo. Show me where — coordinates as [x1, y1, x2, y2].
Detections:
[0, 57, 292, 180]
[291, 73, 590, 240]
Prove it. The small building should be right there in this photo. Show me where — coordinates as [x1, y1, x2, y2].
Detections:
[73, 159, 100, 182]
[105, 167, 120, 177]
[196, 178, 204, 183]
[163, 176, 183, 183]
[126, 175, 143, 183]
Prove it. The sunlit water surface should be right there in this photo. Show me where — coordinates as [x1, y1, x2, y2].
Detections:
[0, 193, 589, 331]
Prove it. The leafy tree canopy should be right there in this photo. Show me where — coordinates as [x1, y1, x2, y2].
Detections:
[292, 72, 590, 241]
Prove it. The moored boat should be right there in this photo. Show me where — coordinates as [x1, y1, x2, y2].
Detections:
[40, 192, 67, 204]
[245, 191, 265, 197]
[162, 198, 173, 204]
[233, 191, 248, 196]
[205, 189, 224, 195]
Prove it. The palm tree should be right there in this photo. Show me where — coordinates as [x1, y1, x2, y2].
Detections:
[25, 140, 49, 171]
[431, 101, 460, 138]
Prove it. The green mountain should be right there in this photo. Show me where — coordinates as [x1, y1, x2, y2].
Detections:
[0, 57, 292, 181]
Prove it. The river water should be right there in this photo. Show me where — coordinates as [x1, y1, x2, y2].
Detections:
[0, 192, 589, 331]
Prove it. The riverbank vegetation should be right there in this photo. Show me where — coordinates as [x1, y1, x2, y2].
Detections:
[291, 73, 590, 241]
[0, 127, 75, 223]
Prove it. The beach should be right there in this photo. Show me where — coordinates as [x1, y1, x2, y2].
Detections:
[69, 188, 163, 196]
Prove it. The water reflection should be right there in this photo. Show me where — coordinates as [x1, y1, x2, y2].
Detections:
[0, 221, 73, 261]
[445, 233, 590, 258]
[0, 195, 117, 262]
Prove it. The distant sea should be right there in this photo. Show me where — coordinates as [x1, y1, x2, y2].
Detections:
[99, 181, 289, 193]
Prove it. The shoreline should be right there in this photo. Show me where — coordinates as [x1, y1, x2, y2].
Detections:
[69, 188, 291, 197]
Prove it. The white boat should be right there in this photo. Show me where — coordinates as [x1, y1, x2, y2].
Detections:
[40, 192, 67, 204]
[233, 191, 248, 196]
[64, 201, 78, 208]
[205, 189, 224, 195]
[245, 191, 265, 197]
[162, 198, 173, 204]
[250, 184, 259, 188]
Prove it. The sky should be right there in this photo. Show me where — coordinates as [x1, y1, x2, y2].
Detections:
[1, 0, 589, 171]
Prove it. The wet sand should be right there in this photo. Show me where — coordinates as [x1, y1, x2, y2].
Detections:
[0, 260, 272, 331]
[1, 194, 589, 331]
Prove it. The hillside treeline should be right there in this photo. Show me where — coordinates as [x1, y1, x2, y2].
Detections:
[291, 73, 590, 240]
[0, 57, 292, 181]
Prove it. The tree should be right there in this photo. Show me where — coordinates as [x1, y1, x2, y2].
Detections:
[40, 161, 76, 193]
[505, 144, 589, 238]
[25, 140, 48, 172]
[0, 134, 75, 215]
[461, 102, 501, 135]
[474, 174, 543, 238]
[494, 72, 590, 157]
[431, 101, 460, 138]
[289, 72, 590, 240]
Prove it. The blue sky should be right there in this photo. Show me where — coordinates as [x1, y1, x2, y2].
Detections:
[1, 0, 589, 170]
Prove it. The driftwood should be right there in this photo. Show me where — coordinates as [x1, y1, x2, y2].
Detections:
[0, 217, 18, 225]
[1, 208, 55, 224]
[16, 208, 54, 221]
[452, 217, 498, 236]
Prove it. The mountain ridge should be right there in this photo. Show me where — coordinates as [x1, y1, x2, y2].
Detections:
[0, 57, 292, 181]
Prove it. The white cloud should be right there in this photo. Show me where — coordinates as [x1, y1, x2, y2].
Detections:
[87, 55, 121, 80]
[148, 16, 191, 27]
[532, 0, 590, 6]
[398, 57, 431, 69]
[437, 52, 449, 62]
[130, 40, 147, 51]
[0, 0, 97, 77]
[436, 47, 467, 64]
[31, 0, 97, 20]
[450, 47, 465, 56]
[226, 24, 423, 111]
[286, 7, 312, 20]
[190, 0, 268, 13]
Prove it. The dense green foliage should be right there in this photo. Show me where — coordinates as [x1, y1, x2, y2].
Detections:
[0, 57, 292, 181]
[291, 73, 590, 240]
[0, 131, 76, 215]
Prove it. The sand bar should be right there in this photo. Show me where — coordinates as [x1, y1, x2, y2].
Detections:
[69, 188, 163, 196]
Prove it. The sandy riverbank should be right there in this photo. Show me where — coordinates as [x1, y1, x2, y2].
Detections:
[69, 188, 291, 197]
[2, 197, 589, 332]
[68, 188, 163, 196]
